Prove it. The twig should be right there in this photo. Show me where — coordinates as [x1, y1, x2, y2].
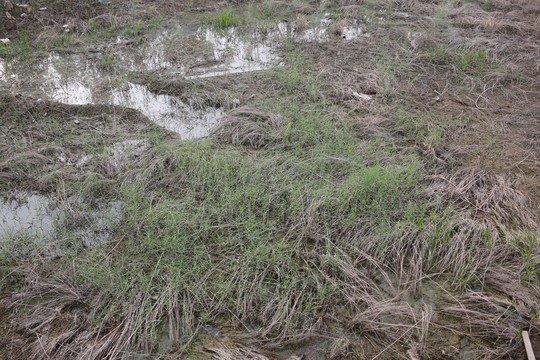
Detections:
[522, 331, 535, 360]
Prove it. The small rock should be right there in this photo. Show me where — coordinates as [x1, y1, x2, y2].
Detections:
[39, 7, 47, 10]
[70, 307, 86, 316]
[74, 120, 80, 124]
[459, 338, 475, 360]
[0, 38, 10, 44]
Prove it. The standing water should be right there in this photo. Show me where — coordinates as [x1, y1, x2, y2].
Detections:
[0, 19, 366, 137]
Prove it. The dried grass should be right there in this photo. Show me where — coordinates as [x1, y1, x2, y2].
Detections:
[447, 3, 540, 70]
[0, 269, 196, 360]
[450, 4, 526, 34]
[441, 291, 531, 358]
[428, 167, 537, 229]
[206, 345, 272, 360]
[381, 0, 439, 13]
[328, 18, 348, 37]
[294, 14, 309, 33]
[210, 107, 286, 148]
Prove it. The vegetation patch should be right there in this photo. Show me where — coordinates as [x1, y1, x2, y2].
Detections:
[203, 7, 245, 29]
[0, 0, 539, 359]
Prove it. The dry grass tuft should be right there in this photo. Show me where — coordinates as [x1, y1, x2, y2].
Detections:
[352, 116, 396, 141]
[428, 167, 537, 229]
[441, 291, 531, 358]
[294, 14, 309, 33]
[0, 269, 196, 360]
[210, 107, 286, 148]
[381, 0, 439, 13]
[328, 18, 348, 37]
[206, 345, 272, 360]
[450, 4, 525, 34]
[447, 4, 540, 70]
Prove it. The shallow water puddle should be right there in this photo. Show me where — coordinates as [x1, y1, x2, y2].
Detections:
[0, 192, 56, 241]
[110, 82, 224, 136]
[296, 14, 368, 42]
[0, 191, 123, 256]
[189, 23, 287, 78]
[1, 19, 366, 138]
[190, 19, 367, 77]
[23, 53, 223, 138]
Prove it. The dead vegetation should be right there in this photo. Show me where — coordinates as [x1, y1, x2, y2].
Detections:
[0, 270, 195, 360]
[428, 168, 537, 230]
[447, 3, 540, 70]
[441, 291, 533, 359]
[0, 94, 156, 192]
[211, 107, 285, 148]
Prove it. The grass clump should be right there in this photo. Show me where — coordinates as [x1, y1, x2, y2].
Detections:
[0, 30, 41, 60]
[427, 45, 498, 78]
[248, 1, 281, 24]
[203, 7, 244, 29]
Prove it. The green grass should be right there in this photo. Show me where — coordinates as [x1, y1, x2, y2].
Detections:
[87, 20, 145, 40]
[427, 45, 498, 78]
[203, 7, 244, 29]
[0, 30, 41, 60]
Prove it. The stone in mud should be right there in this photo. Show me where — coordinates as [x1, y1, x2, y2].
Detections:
[459, 338, 475, 360]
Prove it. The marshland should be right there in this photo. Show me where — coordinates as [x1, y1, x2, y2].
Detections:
[0, 0, 539, 359]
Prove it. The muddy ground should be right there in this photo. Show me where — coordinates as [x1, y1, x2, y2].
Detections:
[0, 0, 539, 359]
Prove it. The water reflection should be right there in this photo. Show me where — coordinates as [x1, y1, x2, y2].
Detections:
[1, 19, 367, 137]
[0, 192, 55, 241]
[38, 54, 223, 138]
[0, 191, 123, 253]
[190, 24, 286, 78]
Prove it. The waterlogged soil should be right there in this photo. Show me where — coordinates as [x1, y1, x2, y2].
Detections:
[1, 2, 539, 359]
[1, 18, 366, 138]
[0, 191, 123, 256]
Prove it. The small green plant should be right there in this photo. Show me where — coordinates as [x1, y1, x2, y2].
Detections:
[122, 22, 143, 37]
[427, 45, 452, 65]
[204, 8, 243, 29]
[458, 49, 493, 75]
[427, 46, 496, 78]
[99, 55, 115, 69]
[148, 15, 165, 28]
[0, 30, 40, 60]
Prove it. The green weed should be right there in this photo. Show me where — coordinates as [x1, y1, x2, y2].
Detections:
[0, 30, 40, 60]
[204, 8, 244, 29]
[427, 46, 498, 78]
